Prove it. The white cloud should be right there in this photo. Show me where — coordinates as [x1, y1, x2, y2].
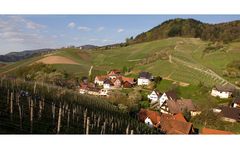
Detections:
[97, 26, 104, 32]
[117, 28, 124, 33]
[67, 22, 76, 29]
[7, 16, 46, 30]
[0, 16, 54, 54]
[78, 26, 91, 31]
[26, 21, 46, 29]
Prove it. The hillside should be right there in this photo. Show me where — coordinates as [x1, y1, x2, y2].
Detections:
[132, 18, 240, 44]
[0, 48, 57, 62]
[1, 37, 240, 89]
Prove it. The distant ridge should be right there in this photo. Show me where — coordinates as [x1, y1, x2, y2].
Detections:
[78, 45, 98, 50]
[132, 18, 240, 44]
[0, 48, 57, 62]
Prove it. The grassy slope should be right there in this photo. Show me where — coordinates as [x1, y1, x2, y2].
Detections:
[2, 37, 240, 86]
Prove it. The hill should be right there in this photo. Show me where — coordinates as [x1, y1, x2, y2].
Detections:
[1, 37, 240, 90]
[0, 48, 57, 62]
[132, 18, 240, 44]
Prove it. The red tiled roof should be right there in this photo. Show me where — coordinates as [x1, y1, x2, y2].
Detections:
[159, 113, 193, 134]
[201, 128, 234, 134]
[122, 76, 135, 84]
[174, 113, 187, 122]
[95, 75, 108, 81]
[138, 109, 161, 125]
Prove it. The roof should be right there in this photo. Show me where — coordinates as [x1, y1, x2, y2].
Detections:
[166, 99, 196, 114]
[165, 90, 178, 100]
[174, 113, 187, 122]
[232, 97, 240, 104]
[160, 116, 193, 134]
[122, 76, 135, 84]
[214, 84, 235, 92]
[103, 79, 114, 85]
[220, 106, 240, 121]
[95, 75, 108, 81]
[107, 69, 121, 76]
[138, 72, 152, 79]
[201, 128, 234, 134]
[138, 109, 161, 125]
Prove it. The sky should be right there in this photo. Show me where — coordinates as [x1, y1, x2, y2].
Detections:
[0, 15, 240, 55]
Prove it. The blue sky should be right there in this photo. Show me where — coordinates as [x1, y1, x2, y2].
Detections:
[0, 15, 240, 54]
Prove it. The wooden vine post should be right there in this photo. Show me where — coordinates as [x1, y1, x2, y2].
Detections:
[30, 99, 33, 133]
[86, 117, 90, 134]
[10, 92, 14, 120]
[57, 104, 62, 134]
[83, 109, 87, 130]
[52, 103, 56, 124]
[130, 130, 134, 135]
[126, 125, 129, 134]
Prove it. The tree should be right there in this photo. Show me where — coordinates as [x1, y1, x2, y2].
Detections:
[127, 89, 142, 116]
[154, 76, 162, 84]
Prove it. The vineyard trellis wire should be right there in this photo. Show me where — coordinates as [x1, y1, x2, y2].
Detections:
[0, 78, 162, 134]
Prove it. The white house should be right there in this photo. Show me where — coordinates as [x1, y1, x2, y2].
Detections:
[159, 90, 178, 106]
[94, 75, 107, 86]
[103, 79, 113, 89]
[137, 72, 153, 86]
[147, 90, 161, 103]
[211, 85, 235, 99]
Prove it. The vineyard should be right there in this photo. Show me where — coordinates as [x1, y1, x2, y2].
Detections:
[0, 78, 160, 134]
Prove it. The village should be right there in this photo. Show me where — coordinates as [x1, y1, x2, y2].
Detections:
[78, 69, 240, 134]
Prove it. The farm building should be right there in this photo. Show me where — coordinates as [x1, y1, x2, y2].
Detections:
[211, 85, 235, 99]
[219, 106, 240, 123]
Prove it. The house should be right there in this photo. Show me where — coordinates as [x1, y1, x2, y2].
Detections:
[138, 109, 161, 128]
[103, 79, 114, 89]
[79, 82, 101, 96]
[137, 72, 153, 85]
[94, 75, 108, 86]
[107, 69, 121, 79]
[156, 113, 194, 134]
[231, 97, 240, 109]
[147, 90, 162, 103]
[201, 127, 234, 134]
[165, 99, 200, 116]
[159, 90, 178, 107]
[112, 78, 122, 88]
[211, 85, 235, 99]
[219, 106, 240, 122]
[122, 76, 136, 88]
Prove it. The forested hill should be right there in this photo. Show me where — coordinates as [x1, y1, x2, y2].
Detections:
[132, 18, 240, 44]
